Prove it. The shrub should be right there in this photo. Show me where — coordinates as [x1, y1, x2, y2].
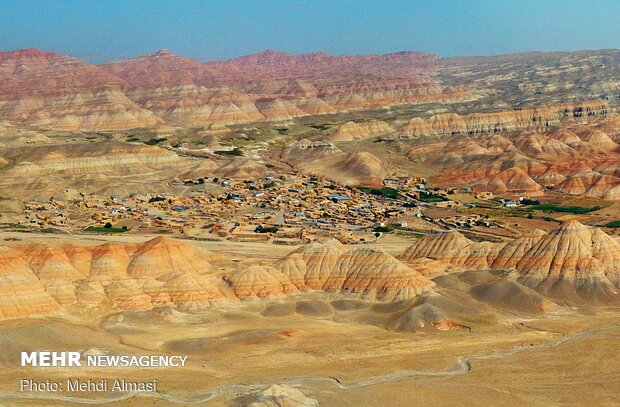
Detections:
[357, 186, 400, 199]
[531, 204, 601, 214]
[372, 226, 392, 233]
[254, 225, 278, 233]
[520, 198, 541, 205]
[215, 148, 243, 156]
[417, 192, 446, 202]
[144, 137, 167, 145]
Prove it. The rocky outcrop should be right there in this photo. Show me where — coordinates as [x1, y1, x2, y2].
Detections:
[223, 240, 436, 302]
[255, 98, 308, 119]
[403, 221, 620, 303]
[0, 237, 231, 317]
[223, 265, 300, 299]
[408, 117, 620, 198]
[273, 240, 435, 302]
[398, 101, 609, 138]
[0, 236, 437, 319]
[0, 141, 181, 176]
[0, 247, 60, 319]
[402, 230, 500, 268]
[326, 120, 393, 141]
[285, 140, 385, 187]
[2, 221, 619, 320]
[0, 236, 440, 319]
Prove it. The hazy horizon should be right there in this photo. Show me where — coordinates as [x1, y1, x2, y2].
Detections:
[1, 0, 619, 64]
[5, 44, 620, 65]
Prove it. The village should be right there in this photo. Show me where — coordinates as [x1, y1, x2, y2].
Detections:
[6, 173, 531, 245]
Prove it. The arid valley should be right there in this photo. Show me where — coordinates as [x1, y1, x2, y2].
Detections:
[0, 40, 619, 406]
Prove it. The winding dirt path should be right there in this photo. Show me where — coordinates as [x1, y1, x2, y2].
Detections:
[2, 321, 617, 405]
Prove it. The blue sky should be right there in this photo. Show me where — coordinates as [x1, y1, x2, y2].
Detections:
[0, 0, 618, 63]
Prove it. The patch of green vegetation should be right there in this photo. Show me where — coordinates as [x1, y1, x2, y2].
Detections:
[357, 187, 400, 199]
[372, 137, 396, 144]
[520, 198, 541, 205]
[372, 226, 393, 233]
[469, 206, 533, 218]
[144, 137, 168, 145]
[40, 228, 63, 234]
[417, 192, 447, 202]
[275, 128, 288, 135]
[254, 225, 278, 233]
[0, 223, 26, 229]
[308, 124, 331, 131]
[472, 198, 507, 209]
[126, 136, 140, 142]
[530, 204, 601, 214]
[83, 226, 129, 234]
[605, 220, 620, 228]
[214, 147, 244, 156]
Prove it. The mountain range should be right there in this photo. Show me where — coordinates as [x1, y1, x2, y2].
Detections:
[0, 48, 452, 130]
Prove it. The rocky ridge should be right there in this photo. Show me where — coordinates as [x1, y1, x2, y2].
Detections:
[326, 120, 393, 141]
[284, 140, 386, 187]
[0, 237, 434, 319]
[0, 49, 160, 130]
[0, 47, 457, 130]
[1, 221, 618, 320]
[402, 220, 620, 304]
[406, 113, 620, 198]
[398, 101, 609, 138]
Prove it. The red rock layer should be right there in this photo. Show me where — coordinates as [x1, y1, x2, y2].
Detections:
[0, 47, 464, 129]
[0, 49, 160, 130]
[99, 49, 458, 125]
[407, 115, 620, 198]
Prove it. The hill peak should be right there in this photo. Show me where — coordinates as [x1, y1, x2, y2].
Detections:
[0, 48, 61, 62]
[227, 49, 333, 66]
[153, 49, 174, 57]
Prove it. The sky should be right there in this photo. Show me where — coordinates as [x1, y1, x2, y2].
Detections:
[0, 0, 619, 64]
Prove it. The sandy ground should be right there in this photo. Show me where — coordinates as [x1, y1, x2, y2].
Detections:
[0, 300, 618, 406]
[1, 231, 618, 406]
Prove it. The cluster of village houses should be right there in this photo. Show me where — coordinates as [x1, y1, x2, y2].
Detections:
[15, 174, 519, 244]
